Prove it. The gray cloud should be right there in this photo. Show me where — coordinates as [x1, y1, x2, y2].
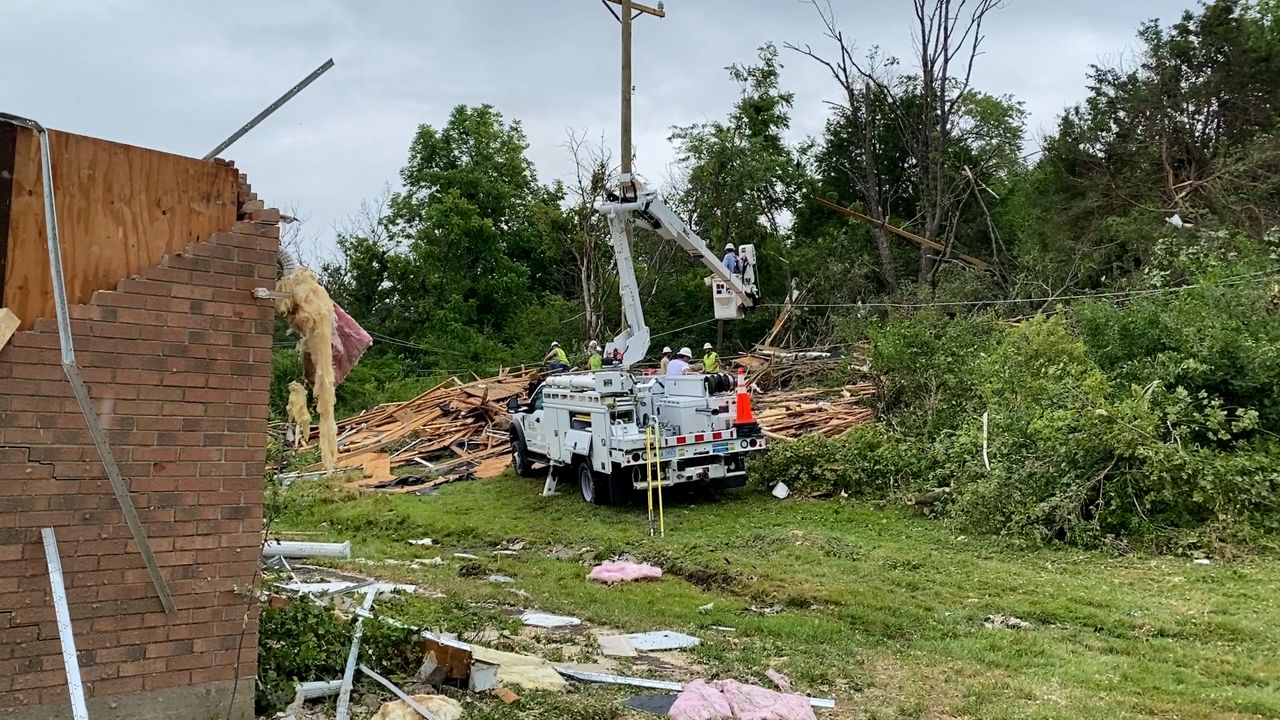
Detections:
[2, 0, 1179, 258]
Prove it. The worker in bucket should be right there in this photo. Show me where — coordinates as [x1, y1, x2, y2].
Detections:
[722, 243, 739, 273]
[659, 346, 673, 374]
[667, 347, 694, 376]
[702, 342, 721, 373]
[544, 341, 569, 373]
[587, 340, 603, 371]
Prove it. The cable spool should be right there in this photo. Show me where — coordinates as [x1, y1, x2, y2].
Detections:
[703, 372, 735, 395]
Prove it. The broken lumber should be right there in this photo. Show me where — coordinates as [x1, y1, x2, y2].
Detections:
[0, 308, 19, 354]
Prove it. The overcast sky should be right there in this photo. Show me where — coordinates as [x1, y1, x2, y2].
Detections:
[4, 0, 1183, 260]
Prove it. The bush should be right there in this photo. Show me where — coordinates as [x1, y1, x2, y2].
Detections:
[256, 600, 421, 716]
[765, 280, 1280, 551]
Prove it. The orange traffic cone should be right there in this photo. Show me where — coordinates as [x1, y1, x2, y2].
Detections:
[734, 367, 759, 435]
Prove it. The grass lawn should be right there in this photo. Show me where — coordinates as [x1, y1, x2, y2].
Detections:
[272, 474, 1280, 719]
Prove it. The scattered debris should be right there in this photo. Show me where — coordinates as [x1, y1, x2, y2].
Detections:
[753, 384, 876, 439]
[625, 694, 678, 715]
[556, 669, 835, 710]
[471, 644, 568, 691]
[588, 560, 663, 584]
[983, 614, 1031, 630]
[765, 669, 793, 693]
[361, 664, 451, 720]
[714, 678, 818, 720]
[492, 688, 521, 704]
[620, 630, 700, 652]
[408, 538, 435, 547]
[498, 539, 527, 551]
[0, 308, 19, 353]
[698, 602, 715, 613]
[369, 693, 461, 720]
[669, 679, 733, 720]
[747, 605, 783, 616]
[520, 612, 582, 628]
[279, 580, 416, 596]
[415, 557, 445, 566]
[263, 540, 352, 559]
[469, 660, 500, 691]
[771, 482, 791, 499]
[453, 553, 480, 560]
[1193, 558, 1212, 565]
[486, 575, 516, 584]
[710, 626, 736, 633]
[303, 369, 542, 488]
[276, 268, 339, 471]
[598, 634, 639, 657]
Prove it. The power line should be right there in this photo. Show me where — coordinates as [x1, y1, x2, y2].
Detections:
[763, 269, 1279, 311]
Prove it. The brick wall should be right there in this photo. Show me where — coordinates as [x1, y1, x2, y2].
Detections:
[0, 171, 278, 720]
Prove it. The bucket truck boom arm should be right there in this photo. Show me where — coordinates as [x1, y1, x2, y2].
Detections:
[596, 177, 760, 369]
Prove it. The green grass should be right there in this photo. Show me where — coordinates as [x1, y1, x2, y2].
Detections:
[272, 475, 1280, 719]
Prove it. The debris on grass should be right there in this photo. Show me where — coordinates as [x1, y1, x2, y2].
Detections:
[771, 482, 792, 499]
[486, 574, 515, 584]
[983, 614, 1031, 630]
[747, 605, 783, 616]
[598, 634, 639, 657]
[619, 630, 700, 652]
[765, 669, 793, 693]
[625, 693, 679, 715]
[520, 612, 582, 628]
[408, 538, 435, 546]
[588, 560, 663, 584]
[369, 693, 462, 720]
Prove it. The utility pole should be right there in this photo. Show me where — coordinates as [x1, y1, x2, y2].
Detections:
[603, 0, 664, 188]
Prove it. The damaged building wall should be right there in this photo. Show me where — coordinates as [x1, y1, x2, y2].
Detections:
[0, 129, 278, 720]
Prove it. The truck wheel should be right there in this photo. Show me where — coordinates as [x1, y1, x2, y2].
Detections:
[510, 434, 538, 478]
[608, 467, 636, 506]
[578, 462, 611, 506]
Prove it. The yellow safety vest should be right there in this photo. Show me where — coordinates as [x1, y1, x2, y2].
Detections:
[553, 347, 567, 364]
[589, 352, 602, 370]
[703, 352, 720, 373]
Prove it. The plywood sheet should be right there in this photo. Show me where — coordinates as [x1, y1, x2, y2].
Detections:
[3, 127, 238, 328]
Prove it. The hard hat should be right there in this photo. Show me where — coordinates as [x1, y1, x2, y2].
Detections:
[678, 347, 693, 358]
[703, 342, 714, 350]
[662, 346, 672, 354]
[550, 341, 560, 347]
[725, 243, 735, 250]
[588, 340, 599, 348]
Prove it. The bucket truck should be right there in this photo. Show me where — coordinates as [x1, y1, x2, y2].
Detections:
[506, 176, 769, 505]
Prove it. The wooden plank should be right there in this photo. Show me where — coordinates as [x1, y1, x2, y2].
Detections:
[4, 127, 238, 329]
[0, 123, 15, 302]
[0, 308, 18, 353]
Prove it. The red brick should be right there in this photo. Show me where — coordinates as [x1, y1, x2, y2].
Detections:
[88, 675, 144, 695]
[143, 669, 191, 690]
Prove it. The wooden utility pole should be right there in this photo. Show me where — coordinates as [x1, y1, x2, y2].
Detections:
[603, 0, 664, 182]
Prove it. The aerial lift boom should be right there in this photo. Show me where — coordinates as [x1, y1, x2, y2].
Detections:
[597, 175, 760, 368]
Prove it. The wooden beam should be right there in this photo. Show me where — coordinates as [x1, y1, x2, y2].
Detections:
[604, 0, 665, 17]
[0, 123, 15, 304]
[813, 197, 992, 271]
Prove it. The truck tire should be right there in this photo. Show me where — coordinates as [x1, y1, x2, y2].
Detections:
[608, 467, 635, 505]
[510, 432, 538, 478]
[578, 462, 611, 506]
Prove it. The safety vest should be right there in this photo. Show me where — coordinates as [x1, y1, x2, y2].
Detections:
[703, 352, 720, 373]
[588, 352, 602, 371]
[553, 347, 567, 364]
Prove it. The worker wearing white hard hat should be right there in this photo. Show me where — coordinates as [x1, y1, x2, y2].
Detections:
[722, 243, 739, 273]
[587, 340, 603, 371]
[544, 341, 569, 373]
[702, 342, 721, 373]
[659, 346, 674, 375]
[667, 347, 694, 377]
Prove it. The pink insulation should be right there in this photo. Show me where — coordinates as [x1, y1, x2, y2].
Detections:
[332, 302, 373, 386]
[669, 679, 734, 720]
[587, 561, 663, 584]
[669, 680, 817, 720]
[713, 680, 816, 720]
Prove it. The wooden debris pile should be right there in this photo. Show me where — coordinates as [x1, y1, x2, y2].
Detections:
[299, 368, 541, 492]
[754, 383, 877, 440]
[736, 345, 869, 391]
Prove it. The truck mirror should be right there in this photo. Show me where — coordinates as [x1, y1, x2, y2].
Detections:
[506, 396, 520, 412]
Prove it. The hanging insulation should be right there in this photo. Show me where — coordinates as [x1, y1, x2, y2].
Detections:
[276, 269, 337, 471]
[286, 381, 312, 447]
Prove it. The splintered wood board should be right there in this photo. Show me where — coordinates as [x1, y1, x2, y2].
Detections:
[4, 127, 237, 328]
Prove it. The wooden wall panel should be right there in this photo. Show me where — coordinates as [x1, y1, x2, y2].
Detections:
[3, 127, 238, 328]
